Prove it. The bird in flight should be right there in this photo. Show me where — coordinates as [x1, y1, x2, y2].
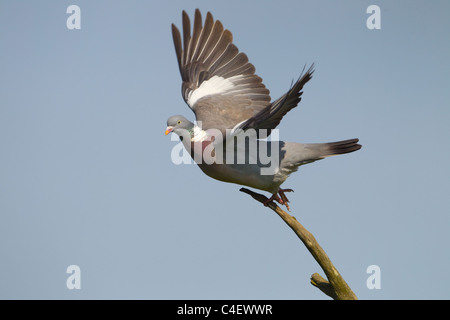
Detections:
[165, 9, 361, 211]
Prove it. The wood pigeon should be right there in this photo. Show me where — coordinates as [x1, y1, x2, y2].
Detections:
[165, 9, 361, 210]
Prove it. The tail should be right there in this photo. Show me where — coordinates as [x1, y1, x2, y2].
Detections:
[313, 138, 362, 158]
[281, 138, 361, 171]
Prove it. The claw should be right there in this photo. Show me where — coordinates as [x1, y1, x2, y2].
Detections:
[263, 193, 281, 207]
[264, 188, 295, 211]
[279, 188, 293, 202]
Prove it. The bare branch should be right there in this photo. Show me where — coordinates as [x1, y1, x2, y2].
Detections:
[240, 187, 357, 300]
[310, 273, 336, 299]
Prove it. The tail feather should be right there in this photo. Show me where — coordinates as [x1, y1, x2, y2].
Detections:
[320, 138, 362, 157]
[281, 138, 361, 172]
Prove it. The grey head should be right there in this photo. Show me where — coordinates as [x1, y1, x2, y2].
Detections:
[165, 115, 195, 139]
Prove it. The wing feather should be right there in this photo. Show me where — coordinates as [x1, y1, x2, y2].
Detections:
[172, 9, 270, 136]
[236, 64, 315, 137]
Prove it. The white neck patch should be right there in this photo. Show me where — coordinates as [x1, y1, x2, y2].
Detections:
[191, 125, 207, 142]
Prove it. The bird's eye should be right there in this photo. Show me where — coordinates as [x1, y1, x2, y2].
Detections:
[177, 120, 182, 125]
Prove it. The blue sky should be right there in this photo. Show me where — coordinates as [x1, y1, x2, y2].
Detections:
[1, 0, 449, 299]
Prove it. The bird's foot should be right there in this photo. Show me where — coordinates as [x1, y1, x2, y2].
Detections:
[278, 188, 294, 211]
[263, 188, 294, 211]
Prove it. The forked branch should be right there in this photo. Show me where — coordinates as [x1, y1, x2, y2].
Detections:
[239, 187, 357, 300]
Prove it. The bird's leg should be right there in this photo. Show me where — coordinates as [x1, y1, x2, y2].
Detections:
[263, 188, 294, 211]
[279, 188, 293, 203]
[263, 193, 283, 207]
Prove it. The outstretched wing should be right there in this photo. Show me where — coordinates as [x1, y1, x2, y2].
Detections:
[236, 64, 314, 137]
[172, 9, 271, 137]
